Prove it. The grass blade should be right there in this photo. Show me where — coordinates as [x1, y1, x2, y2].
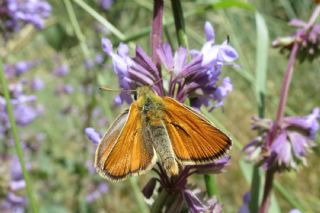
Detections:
[0, 57, 38, 212]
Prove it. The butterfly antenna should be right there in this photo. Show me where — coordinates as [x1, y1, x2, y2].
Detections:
[99, 86, 136, 94]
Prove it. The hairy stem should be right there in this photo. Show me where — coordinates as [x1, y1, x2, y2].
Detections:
[259, 169, 274, 213]
[260, 5, 320, 213]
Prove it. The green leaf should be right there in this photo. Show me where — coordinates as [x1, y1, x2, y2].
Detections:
[270, 193, 281, 213]
[255, 11, 269, 117]
[248, 11, 269, 213]
[210, 0, 255, 11]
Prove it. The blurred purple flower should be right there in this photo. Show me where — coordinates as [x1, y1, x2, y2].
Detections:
[4, 61, 38, 78]
[30, 77, 45, 91]
[238, 192, 250, 213]
[84, 54, 104, 70]
[85, 183, 109, 203]
[53, 64, 69, 77]
[85, 127, 101, 145]
[244, 108, 320, 171]
[99, 0, 113, 11]
[102, 21, 238, 108]
[6, 0, 51, 30]
[1, 63, 44, 139]
[55, 84, 74, 95]
[0, 155, 29, 212]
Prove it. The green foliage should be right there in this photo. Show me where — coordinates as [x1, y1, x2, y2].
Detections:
[2, 0, 319, 212]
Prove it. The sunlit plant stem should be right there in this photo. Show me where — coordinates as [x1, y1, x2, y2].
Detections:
[0, 58, 38, 212]
[259, 5, 320, 213]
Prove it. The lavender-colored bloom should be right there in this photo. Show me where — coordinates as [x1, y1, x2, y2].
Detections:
[85, 127, 101, 145]
[85, 183, 109, 203]
[190, 156, 230, 174]
[243, 108, 319, 171]
[272, 18, 320, 61]
[1, 63, 43, 139]
[184, 190, 206, 213]
[0, 155, 28, 212]
[142, 157, 230, 212]
[84, 54, 104, 70]
[30, 77, 45, 91]
[102, 22, 238, 108]
[53, 64, 69, 77]
[6, 0, 51, 30]
[238, 192, 250, 213]
[55, 84, 74, 95]
[184, 190, 222, 213]
[4, 61, 38, 78]
[99, 0, 113, 11]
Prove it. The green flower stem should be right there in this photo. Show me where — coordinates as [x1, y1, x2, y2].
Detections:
[0, 59, 38, 212]
[64, 0, 90, 58]
[64, 0, 96, 127]
[129, 177, 148, 213]
[72, 0, 126, 40]
[170, 0, 189, 48]
[204, 175, 218, 196]
[151, 189, 169, 213]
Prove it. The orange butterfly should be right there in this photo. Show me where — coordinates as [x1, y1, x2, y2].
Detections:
[95, 86, 231, 181]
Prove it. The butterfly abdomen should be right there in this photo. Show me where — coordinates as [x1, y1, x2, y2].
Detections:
[148, 121, 179, 176]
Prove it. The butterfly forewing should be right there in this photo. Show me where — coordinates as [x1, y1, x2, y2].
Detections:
[95, 102, 156, 181]
[163, 97, 231, 164]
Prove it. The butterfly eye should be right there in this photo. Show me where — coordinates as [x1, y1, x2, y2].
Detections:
[133, 91, 138, 100]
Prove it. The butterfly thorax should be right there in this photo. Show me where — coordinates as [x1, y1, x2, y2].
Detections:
[136, 87, 165, 125]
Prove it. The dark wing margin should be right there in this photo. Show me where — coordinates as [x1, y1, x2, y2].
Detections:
[163, 97, 231, 164]
[94, 103, 156, 181]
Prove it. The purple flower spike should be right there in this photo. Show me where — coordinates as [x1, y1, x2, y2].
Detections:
[244, 108, 319, 171]
[85, 127, 101, 145]
[273, 17, 320, 61]
[101, 21, 238, 109]
[5, 0, 51, 31]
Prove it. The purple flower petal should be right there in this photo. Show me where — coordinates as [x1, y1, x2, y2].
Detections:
[100, 0, 113, 10]
[204, 21, 215, 41]
[84, 127, 101, 145]
[157, 43, 174, 71]
[287, 131, 308, 158]
[289, 19, 306, 27]
[173, 47, 188, 75]
[184, 190, 205, 213]
[218, 42, 239, 62]
[271, 132, 292, 165]
[238, 192, 250, 213]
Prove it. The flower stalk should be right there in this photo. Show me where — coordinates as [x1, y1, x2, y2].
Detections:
[0, 58, 38, 212]
[259, 5, 320, 213]
[170, 0, 189, 48]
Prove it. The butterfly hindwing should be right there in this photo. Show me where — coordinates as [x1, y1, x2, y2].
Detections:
[163, 97, 231, 164]
[95, 102, 156, 181]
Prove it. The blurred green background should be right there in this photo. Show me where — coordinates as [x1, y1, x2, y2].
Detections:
[2, 0, 320, 212]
